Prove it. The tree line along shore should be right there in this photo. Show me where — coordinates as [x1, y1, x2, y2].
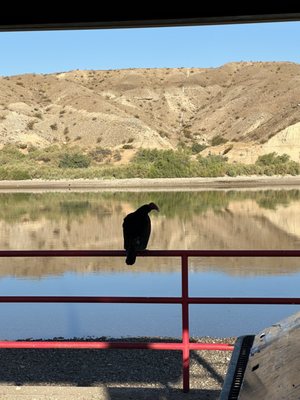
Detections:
[0, 144, 299, 180]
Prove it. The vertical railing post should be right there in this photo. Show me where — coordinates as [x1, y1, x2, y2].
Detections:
[181, 255, 190, 392]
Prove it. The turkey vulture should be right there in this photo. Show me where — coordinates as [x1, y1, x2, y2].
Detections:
[123, 202, 159, 265]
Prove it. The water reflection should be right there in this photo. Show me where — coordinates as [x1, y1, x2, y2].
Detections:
[0, 190, 300, 276]
[0, 190, 300, 339]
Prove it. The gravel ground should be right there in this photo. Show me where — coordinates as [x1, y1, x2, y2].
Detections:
[0, 337, 235, 400]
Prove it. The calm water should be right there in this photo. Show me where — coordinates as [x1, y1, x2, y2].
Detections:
[0, 189, 299, 339]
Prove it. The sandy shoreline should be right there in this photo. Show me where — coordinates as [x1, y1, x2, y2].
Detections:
[0, 175, 299, 192]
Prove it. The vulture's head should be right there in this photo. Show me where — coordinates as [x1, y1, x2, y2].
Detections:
[148, 202, 159, 212]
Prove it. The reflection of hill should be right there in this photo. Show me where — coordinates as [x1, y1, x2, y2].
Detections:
[0, 191, 300, 277]
[1, 190, 300, 222]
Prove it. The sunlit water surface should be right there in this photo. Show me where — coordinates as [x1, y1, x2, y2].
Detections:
[0, 190, 299, 339]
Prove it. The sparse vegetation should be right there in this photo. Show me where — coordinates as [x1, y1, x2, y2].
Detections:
[256, 152, 290, 166]
[183, 129, 192, 139]
[27, 120, 36, 130]
[254, 152, 299, 176]
[88, 147, 112, 163]
[33, 112, 43, 119]
[211, 135, 228, 146]
[0, 144, 26, 164]
[58, 152, 91, 169]
[1, 64, 300, 180]
[223, 145, 233, 155]
[113, 151, 121, 161]
[191, 142, 207, 154]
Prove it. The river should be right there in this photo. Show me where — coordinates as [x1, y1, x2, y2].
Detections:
[0, 189, 299, 339]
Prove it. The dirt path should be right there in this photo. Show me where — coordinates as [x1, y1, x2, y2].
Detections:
[0, 175, 299, 192]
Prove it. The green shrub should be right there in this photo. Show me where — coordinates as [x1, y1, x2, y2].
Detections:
[196, 154, 228, 177]
[223, 145, 233, 155]
[191, 143, 207, 154]
[211, 135, 227, 146]
[0, 144, 26, 164]
[28, 145, 62, 165]
[133, 149, 194, 178]
[256, 152, 290, 166]
[0, 143, 299, 180]
[89, 147, 112, 162]
[285, 161, 300, 175]
[133, 149, 161, 164]
[197, 154, 227, 166]
[58, 153, 91, 168]
[0, 166, 31, 180]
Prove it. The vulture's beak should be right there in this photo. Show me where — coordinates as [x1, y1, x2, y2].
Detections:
[149, 203, 159, 212]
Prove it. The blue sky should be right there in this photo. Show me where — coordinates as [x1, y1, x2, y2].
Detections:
[0, 21, 300, 76]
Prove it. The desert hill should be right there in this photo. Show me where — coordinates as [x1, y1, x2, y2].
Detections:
[1, 61, 300, 164]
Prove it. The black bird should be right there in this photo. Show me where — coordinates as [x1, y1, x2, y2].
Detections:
[123, 202, 159, 265]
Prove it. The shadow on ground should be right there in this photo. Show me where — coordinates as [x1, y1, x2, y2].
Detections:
[0, 338, 232, 400]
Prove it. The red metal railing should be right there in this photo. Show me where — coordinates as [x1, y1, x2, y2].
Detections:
[0, 249, 299, 392]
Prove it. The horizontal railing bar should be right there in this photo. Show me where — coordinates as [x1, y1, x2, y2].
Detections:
[1, 249, 300, 257]
[0, 296, 299, 305]
[0, 341, 234, 351]
[0, 341, 182, 350]
[0, 296, 182, 304]
[189, 297, 300, 305]
[0, 296, 300, 305]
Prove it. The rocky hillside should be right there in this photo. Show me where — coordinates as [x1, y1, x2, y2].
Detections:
[1, 61, 300, 164]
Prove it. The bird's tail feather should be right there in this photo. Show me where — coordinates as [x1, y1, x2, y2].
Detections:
[126, 248, 136, 265]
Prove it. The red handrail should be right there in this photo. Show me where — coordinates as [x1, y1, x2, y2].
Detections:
[0, 249, 299, 392]
[0, 249, 300, 257]
[0, 296, 298, 304]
